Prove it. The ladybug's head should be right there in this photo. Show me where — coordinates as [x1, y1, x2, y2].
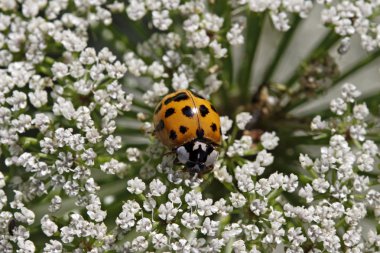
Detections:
[176, 140, 218, 175]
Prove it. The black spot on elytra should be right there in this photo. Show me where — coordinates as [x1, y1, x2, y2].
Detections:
[196, 128, 204, 138]
[154, 103, 162, 114]
[155, 120, 165, 131]
[182, 106, 193, 118]
[173, 92, 189, 102]
[164, 92, 189, 105]
[165, 108, 175, 118]
[169, 130, 177, 140]
[191, 91, 205, 99]
[210, 123, 217, 132]
[179, 126, 188, 134]
[210, 104, 217, 113]
[199, 105, 209, 117]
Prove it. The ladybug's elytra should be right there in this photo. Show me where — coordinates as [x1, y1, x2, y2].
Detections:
[153, 89, 222, 175]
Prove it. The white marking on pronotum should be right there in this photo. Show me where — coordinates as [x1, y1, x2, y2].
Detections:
[176, 146, 189, 164]
[193, 141, 207, 151]
[205, 150, 218, 167]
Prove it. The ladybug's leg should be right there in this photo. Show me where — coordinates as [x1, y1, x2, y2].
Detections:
[163, 150, 176, 156]
[198, 166, 213, 178]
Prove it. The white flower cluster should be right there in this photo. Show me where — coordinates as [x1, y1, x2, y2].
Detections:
[124, 0, 236, 102]
[232, 0, 380, 51]
[319, 0, 380, 51]
[233, 0, 313, 31]
[289, 84, 380, 253]
[115, 127, 301, 252]
[0, 1, 136, 251]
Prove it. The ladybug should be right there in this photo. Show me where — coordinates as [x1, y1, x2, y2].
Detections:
[153, 89, 221, 175]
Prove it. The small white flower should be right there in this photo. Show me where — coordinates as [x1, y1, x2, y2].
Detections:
[136, 217, 152, 232]
[349, 124, 366, 141]
[127, 0, 146, 20]
[6, 90, 27, 111]
[197, 198, 217, 216]
[41, 215, 58, 237]
[343, 229, 361, 247]
[330, 97, 347, 115]
[183, 14, 200, 32]
[243, 224, 261, 241]
[162, 0, 180, 10]
[271, 12, 290, 31]
[341, 83, 361, 102]
[353, 103, 369, 120]
[299, 154, 313, 168]
[312, 178, 330, 193]
[172, 72, 189, 90]
[255, 178, 272, 196]
[229, 192, 246, 208]
[233, 239, 246, 252]
[220, 116, 233, 137]
[43, 240, 62, 253]
[188, 29, 210, 48]
[158, 202, 178, 221]
[299, 184, 314, 203]
[28, 89, 48, 108]
[58, 30, 87, 52]
[227, 23, 244, 45]
[152, 10, 172, 31]
[203, 13, 224, 32]
[227, 136, 253, 157]
[236, 112, 252, 130]
[209, 40, 227, 58]
[201, 217, 219, 236]
[14, 207, 35, 225]
[149, 179, 166, 196]
[152, 233, 168, 249]
[222, 223, 242, 240]
[250, 199, 267, 216]
[310, 115, 328, 130]
[148, 61, 165, 79]
[362, 140, 378, 156]
[49, 196, 62, 213]
[104, 135, 122, 154]
[260, 131, 279, 150]
[256, 150, 274, 166]
[131, 236, 148, 252]
[126, 148, 141, 162]
[248, 0, 271, 12]
[143, 197, 156, 212]
[185, 190, 202, 207]
[357, 152, 374, 172]
[51, 62, 68, 79]
[166, 223, 181, 238]
[79, 48, 97, 65]
[181, 212, 199, 229]
[168, 187, 183, 204]
[127, 177, 146, 194]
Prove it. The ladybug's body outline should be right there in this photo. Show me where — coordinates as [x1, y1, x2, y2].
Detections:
[153, 89, 221, 175]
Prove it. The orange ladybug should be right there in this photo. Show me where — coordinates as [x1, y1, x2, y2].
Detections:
[153, 90, 221, 175]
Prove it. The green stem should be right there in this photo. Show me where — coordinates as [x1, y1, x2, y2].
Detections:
[284, 49, 380, 114]
[285, 30, 340, 88]
[238, 12, 265, 103]
[261, 16, 301, 85]
[20, 137, 39, 148]
[217, 4, 233, 113]
[331, 49, 380, 87]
